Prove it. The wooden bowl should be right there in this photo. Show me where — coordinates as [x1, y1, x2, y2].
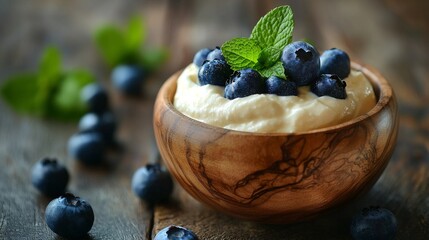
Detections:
[153, 62, 398, 224]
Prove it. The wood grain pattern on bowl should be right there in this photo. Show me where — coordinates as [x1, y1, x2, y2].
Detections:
[153, 62, 398, 224]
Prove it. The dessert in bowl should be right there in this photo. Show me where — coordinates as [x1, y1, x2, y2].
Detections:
[153, 6, 398, 223]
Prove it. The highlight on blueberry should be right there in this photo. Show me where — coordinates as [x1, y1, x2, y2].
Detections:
[206, 46, 225, 62]
[350, 206, 397, 240]
[45, 192, 94, 239]
[31, 157, 69, 197]
[68, 132, 105, 166]
[320, 48, 351, 79]
[111, 65, 145, 96]
[154, 225, 199, 240]
[81, 83, 109, 114]
[224, 68, 265, 99]
[193, 48, 212, 68]
[266, 76, 298, 96]
[310, 74, 347, 99]
[131, 163, 174, 204]
[281, 41, 320, 86]
[198, 59, 232, 86]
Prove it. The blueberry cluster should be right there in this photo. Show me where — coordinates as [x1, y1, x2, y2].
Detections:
[31, 159, 94, 238]
[282, 42, 350, 99]
[194, 42, 350, 100]
[68, 83, 117, 166]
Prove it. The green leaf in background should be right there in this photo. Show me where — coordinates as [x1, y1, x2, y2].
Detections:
[0, 73, 43, 114]
[257, 61, 286, 79]
[36, 47, 62, 115]
[94, 16, 168, 72]
[0, 47, 95, 121]
[48, 70, 93, 121]
[95, 26, 127, 67]
[125, 16, 146, 52]
[140, 47, 169, 73]
[221, 38, 261, 71]
[250, 6, 294, 50]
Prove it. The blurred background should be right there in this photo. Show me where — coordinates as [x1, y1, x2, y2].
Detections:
[0, 0, 429, 239]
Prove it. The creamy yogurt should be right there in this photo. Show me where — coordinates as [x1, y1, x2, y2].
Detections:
[173, 64, 376, 133]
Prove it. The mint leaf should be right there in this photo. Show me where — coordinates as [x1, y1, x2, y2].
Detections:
[221, 38, 262, 71]
[49, 70, 93, 121]
[125, 16, 145, 52]
[95, 26, 126, 67]
[38, 47, 61, 81]
[0, 73, 43, 114]
[256, 46, 281, 68]
[250, 6, 294, 51]
[36, 47, 63, 115]
[257, 61, 285, 79]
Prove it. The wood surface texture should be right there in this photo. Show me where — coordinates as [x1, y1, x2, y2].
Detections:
[0, 0, 428, 239]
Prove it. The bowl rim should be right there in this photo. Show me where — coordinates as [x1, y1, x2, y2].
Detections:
[158, 61, 394, 136]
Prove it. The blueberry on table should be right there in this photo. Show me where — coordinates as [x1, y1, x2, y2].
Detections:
[81, 83, 109, 114]
[320, 48, 351, 79]
[68, 132, 105, 166]
[131, 163, 174, 204]
[154, 225, 199, 240]
[193, 48, 212, 68]
[281, 41, 320, 86]
[45, 193, 94, 239]
[205, 46, 225, 62]
[266, 76, 298, 96]
[224, 68, 266, 99]
[350, 206, 397, 240]
[111, 65, 145, 96]
[311, 74, 347, 99]
[31, 157, 69, 197]
[79, 112, 117, 143]
[198, 59, 233, 86]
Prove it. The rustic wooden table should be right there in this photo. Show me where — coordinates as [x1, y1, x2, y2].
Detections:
[1, 0, 428, 239]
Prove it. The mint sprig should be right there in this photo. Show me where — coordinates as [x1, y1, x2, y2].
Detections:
[221, 6, 294, 79]
[94, 16, 168, 72]
[0, 47, 94, 121]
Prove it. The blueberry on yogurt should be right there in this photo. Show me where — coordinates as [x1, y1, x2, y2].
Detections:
[281, 41, 320, 86]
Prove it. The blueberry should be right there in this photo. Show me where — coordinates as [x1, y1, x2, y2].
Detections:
[68, 132, 105, 165]
[45, 193, 94, 239]
[206, 46, 225, 61]
[111, 65, 145, 96]
[266, 76, 298, 96]
[81, 83, 109, 114]
[131, 163, 174, 204]
[198, 59, 232, 86]
[79, 112, 117, 143]
[224, 69, 265, 99]
[193, 48, 212, 68]
[310, 74, 347, 99]
[154, 225, 198, 240]
[31, 158, 69, 197]
[281, 41, 320, 86]
[350, 206, 397, 240]
[320, 48, 351, 79]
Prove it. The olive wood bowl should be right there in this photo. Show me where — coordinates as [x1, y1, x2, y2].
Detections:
[153, 62, 398, 224]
